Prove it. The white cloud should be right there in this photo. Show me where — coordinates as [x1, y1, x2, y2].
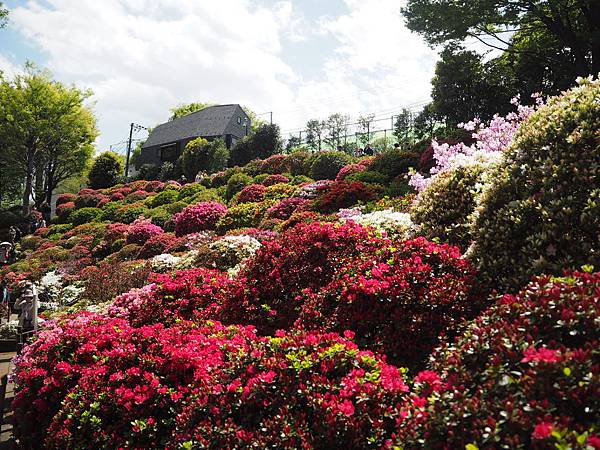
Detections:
[0, 54, 21, 78]
[6, 0, 437, 147]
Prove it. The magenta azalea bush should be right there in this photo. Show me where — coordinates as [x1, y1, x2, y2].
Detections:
[126, 217, 164, 245]
[174, 201, 227, 236]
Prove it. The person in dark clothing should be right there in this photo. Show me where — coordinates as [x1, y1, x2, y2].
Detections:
[364, 144, 374, 156]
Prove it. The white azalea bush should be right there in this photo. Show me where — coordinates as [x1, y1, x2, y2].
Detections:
[338, 208, 415, 240]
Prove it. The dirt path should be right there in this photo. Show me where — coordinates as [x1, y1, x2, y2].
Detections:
[0, 352, 15, 449]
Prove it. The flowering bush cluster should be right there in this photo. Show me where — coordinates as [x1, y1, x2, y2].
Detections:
[262, 173, 290, 186]
[336, 163, 368, 181]
[235, 183, 266, 203]
[339, 208, 415, 240]
[174, 201, 228, 236]
[13, 316, 410, 449]
[397, 271, 600, 449]
[314, 181, 377, 213]
[265, 197, 309, 220]
[125, 217, 164, 245]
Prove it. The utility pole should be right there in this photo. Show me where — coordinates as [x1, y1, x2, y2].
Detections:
[125, 123, 148, 178]
[125, 122, 134, 178]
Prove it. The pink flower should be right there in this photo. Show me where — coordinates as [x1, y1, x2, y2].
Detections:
[521, 347, 561, 364]
[338, 399, 355, 416]
[587, 434, 600, 449]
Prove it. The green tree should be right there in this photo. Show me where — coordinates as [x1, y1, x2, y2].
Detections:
[324, 113, 350, 150]
[285, 135, 302, 152]
[402, 0, 600, 76]
[182, 137, 229, 178]
[393, 108, 414, 146]
[169, 102, 212, 121]
[431, 45, 514, 126]
[305, 119, 326, 152]
[357, 114, 375, 147]
[230, 123, 281, 166]
[88, 152, 123, 189]
[0, 2, 8, 27]
[0, 66, 97, 213]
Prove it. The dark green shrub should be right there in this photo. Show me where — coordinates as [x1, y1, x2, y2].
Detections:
[384, 176, 413, 197]
[287, 151, 312, 176]
[69, 207, 102, 226]
[147, 207, 173, 230]
[411, 165, 485, 250]
[226, 173, 253, 200]
[470, 78, 600, 291]
[345, 170, 389, 185]
[88, 153, 123, 189]
[310, 151, 353, 180]
[370, 149, 419, 178]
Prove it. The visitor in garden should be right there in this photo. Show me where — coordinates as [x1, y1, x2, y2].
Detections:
[394, 143, 400, 149]
[8, 225, 21, 244]
[39, 201, 51, 224]
[364, 144, 374, 156]
[15, 283, 38, 344]
[179, 174, 188, 185]
[0, 242, 12, 266]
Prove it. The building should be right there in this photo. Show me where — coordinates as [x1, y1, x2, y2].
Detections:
[139, 104, 250, 166]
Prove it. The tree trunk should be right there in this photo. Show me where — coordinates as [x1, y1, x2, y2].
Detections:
[21, 148, 35, 215]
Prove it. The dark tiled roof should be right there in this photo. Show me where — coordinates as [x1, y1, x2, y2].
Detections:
[142, 104, 241, 148]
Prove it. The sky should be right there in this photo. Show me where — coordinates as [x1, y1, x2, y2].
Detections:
[0, 0, 440, 153]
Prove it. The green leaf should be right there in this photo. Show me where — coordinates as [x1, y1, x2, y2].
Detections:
[466, 444, 479, 450]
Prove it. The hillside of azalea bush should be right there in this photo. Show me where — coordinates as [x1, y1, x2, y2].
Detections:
[2, 78, 599, 449]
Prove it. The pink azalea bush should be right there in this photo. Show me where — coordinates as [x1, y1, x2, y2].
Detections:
[409, 94, 543, 192]
[126, 217, 164, 245]
[173, 201, 227, 236]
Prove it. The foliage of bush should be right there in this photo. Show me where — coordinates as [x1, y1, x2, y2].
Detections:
[225, 172, 253, 200]
[310, 151, 354, 180]
[74, 192, 105, 209]
[136, 232, 179, 259]
[113, 203, 149, 224]
[384, 176, 413, 197]
[145, 189, 179, 208]
[56, 201, 76, 219]
[80, 260, 152, 304]
[411, 164, 485, 250]
[345, 170, 389, 186]
[181, 137, 229, 179]
[286, 151, 312, 176]
[397, 271, 600, 449]
[176, 183, 205, 200]
[146, 207, 173, 230]
[88, 152, 123, 189]
[259, 154, 289, 174]
[370, 149, 419, 179]
[216, 202, 264, 233]
[470, 78, 600, 290]
[69, 207, 102, 226]
[174, 201, 228, 236]
[314, 181, 377, 213]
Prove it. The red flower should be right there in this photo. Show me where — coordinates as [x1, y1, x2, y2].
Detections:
[521, 347, 562, 364]
[531, 422, 554, 440]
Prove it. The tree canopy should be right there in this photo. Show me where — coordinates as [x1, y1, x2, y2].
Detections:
[402, 0, 600, 76]
[0, 2, 8, 28]
[0, 66, 97, 212]
[88, 152, 123, 189]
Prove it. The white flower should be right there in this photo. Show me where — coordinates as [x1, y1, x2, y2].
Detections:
[341, 209, 415, 239]
[151, 253, 182, 273]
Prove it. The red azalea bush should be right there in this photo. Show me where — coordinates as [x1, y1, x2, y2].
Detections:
[56, 202, 76, 219]
[298, 237, 482, 368]
[55, 193, 77, 207]
[174, 201, 227, 236]
[137, 232, 180, 259]
[265, 197, 310, 220]
[260, 154, 289, 174]
[104, 222, 130, 243]
[236, 184, 267, 203]
[262, 174, 290, 186]
[74, 192, 105, 209]
[110, 192, 125, 202]
[126, 189, 152, 203]
[396, 271, 600, 449]
[13, 314, 409, 450]
[80, 260, 153, 304]
[224, 222, 388, 333]
[170, 330, 409, 449]
[143, 180, 165, 192]
[126, 217, 164, 245]
[336, 163, 367, 181]
[314, 181, 377, 213]
[108, 268, 238, 326]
